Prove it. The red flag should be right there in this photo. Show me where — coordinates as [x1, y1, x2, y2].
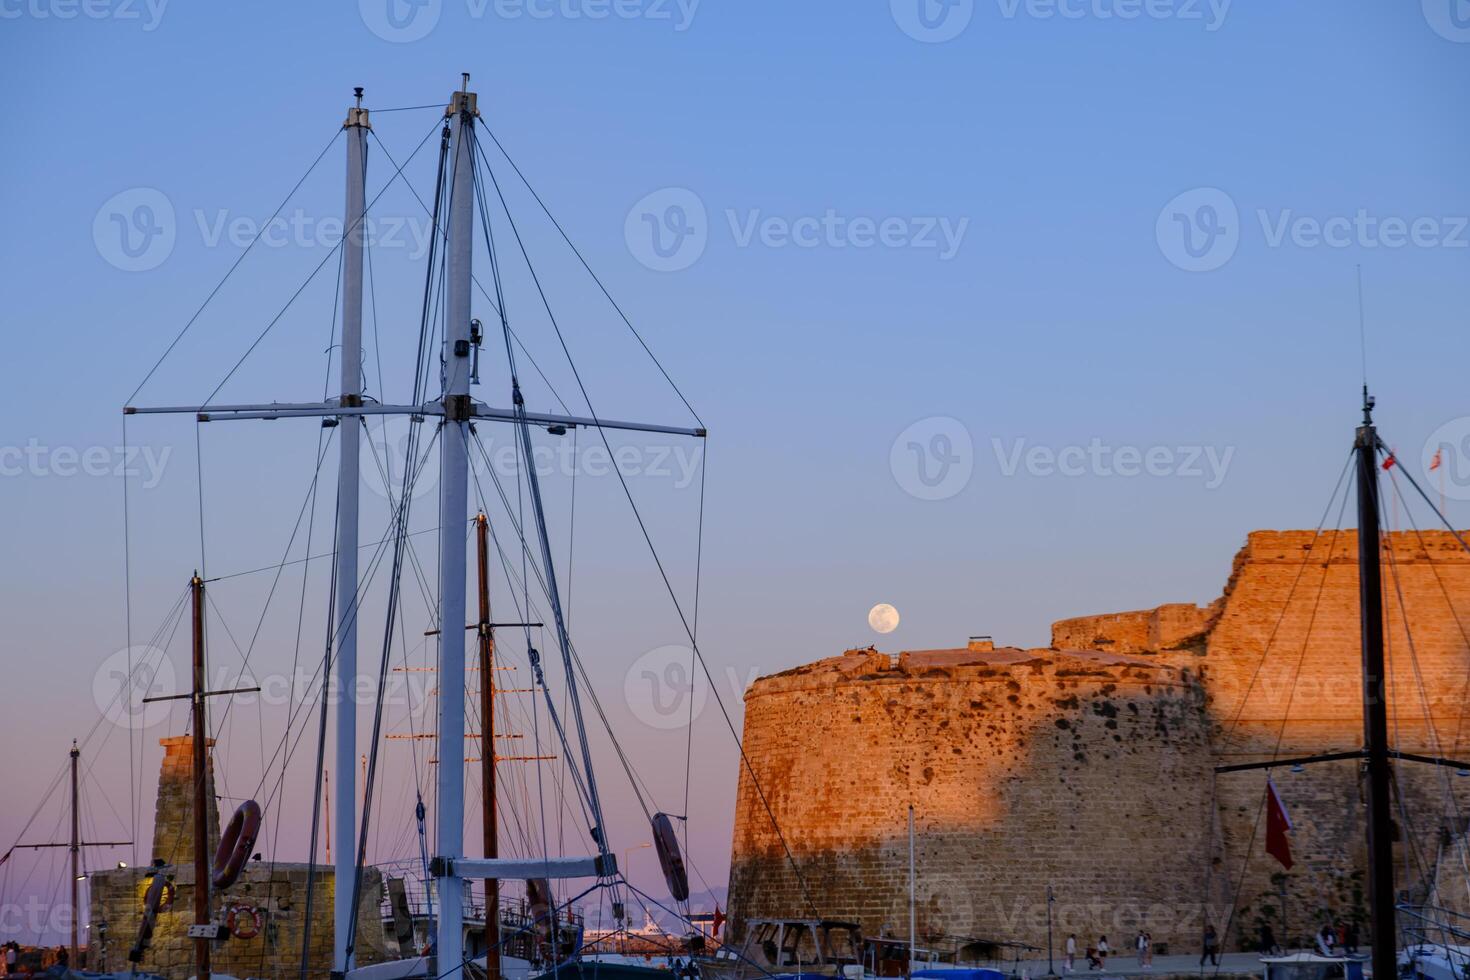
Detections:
[712, 904, 726, 937]
[1265, 779, 1294, 870]
[1382, 453, 1397, 471]
[1431, 449, 1443, 472]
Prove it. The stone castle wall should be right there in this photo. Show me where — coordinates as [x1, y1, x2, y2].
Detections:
[728, 530, 1470, 952]
[89, 737, 387, 979]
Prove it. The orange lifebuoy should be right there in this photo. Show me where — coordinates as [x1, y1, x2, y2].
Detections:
[212, 800, 262, 889]
[226, 904, 262, 941]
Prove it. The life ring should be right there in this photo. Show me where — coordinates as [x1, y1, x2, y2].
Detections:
[226, 904, 263, 941]
[212, 799, 262, 889]
[129, 873, 175, 962]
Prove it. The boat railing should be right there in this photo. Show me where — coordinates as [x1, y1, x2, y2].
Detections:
[374, 862, 585, 930]
[1398, 904, 1470, 978]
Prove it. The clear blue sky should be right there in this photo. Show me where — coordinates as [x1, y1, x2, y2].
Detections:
[2, 0, 1469, 943]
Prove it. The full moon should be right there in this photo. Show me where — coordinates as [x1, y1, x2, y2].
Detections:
[868, 603, 900, 634]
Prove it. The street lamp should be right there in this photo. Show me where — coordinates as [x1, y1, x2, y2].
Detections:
[623, 841, 651, 880]
[620, 843, 652, 945]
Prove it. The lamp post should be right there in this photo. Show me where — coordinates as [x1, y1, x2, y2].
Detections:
[623, 841, 651, 879]
[621, 844, 651, 951]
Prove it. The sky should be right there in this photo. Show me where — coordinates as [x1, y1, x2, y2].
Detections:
[2, 0, 1470, 947]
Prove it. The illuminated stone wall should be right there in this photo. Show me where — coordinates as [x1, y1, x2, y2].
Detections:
[728, 531, 1470, 952]
[88, 737, 388, 979]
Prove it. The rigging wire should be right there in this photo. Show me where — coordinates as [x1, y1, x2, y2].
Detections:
[1380, 462, 1470, 900]
[367, 128, 573, 417]
[125, 128, 344, 404]
[479, 125, 703, 428]
[1210, 455, 1353, 967]
[200, 116, 444, 411]
[474, 132, 819, 918]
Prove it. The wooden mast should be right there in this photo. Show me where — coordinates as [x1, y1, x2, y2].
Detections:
[1354, 393, 1396, 980]
[69, 741, 80, 966]
[476, 513, 501, 980]
[190, 573, 211, 980]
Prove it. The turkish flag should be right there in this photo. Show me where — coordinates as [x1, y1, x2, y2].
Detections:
[1265, 779, 1294, 870]
[712, 904, 726, 937]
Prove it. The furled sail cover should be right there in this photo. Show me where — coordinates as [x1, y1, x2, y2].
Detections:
[651, 812, 689, 902]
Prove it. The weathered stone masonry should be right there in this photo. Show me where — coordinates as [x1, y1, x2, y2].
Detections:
[88, 736, 387, 979]
[728, 531, 1470, 952]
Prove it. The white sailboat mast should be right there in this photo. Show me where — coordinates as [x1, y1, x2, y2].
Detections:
[333, 86, 370, 978]
[435, 74, 477, 980]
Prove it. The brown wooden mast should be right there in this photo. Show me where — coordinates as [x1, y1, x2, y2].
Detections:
[69, 741, 80, 966]
[475, 513, 501, 980]
[190, 573, 211, 980]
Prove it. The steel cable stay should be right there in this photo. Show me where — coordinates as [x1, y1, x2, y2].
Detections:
[1379, 477, 1441, 900]
[112, 88, 726, 975]
[477, 125, 704, 429]
[125, 127, 345, 406]
[1208, 454, 1354, 969]
[1208, 418, 1470, 961]
[469, 148, 617, 889]
[464, 447, 596, 859]
[464, 424, 644, 828]
[471, 124, 809, 920]
[1380, 461, 1470, 905]
[368, 127, 574, 418]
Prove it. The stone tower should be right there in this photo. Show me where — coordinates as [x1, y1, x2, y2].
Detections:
[151, 734, 220, 867]
[727, 530, 1470, 952]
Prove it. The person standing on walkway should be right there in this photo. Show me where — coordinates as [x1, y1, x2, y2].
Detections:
[1065, 934, 1077, 974]
[1097, 935, 1110, 969]
[1201, 924, 1220, 967]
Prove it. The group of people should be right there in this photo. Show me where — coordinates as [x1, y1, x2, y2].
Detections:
[1057, 918, 1362, 974]
[1061, 931, 1155, 972]
[1058, 925, 1232, 973]
[1315, 920, 1360, 956]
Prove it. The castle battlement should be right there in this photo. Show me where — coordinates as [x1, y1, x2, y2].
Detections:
[728, 529, 1470, 952]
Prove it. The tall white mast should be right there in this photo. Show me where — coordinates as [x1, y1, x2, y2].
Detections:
[334, 86, 370, 978]
[436, 74, 477, 980]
